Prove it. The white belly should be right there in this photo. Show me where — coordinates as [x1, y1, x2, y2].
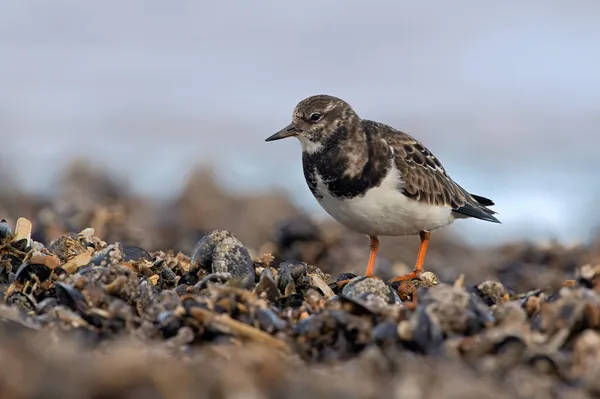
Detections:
[314, 165, 455, 236]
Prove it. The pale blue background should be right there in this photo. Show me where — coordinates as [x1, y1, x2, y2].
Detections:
[1, 0, 599, 244]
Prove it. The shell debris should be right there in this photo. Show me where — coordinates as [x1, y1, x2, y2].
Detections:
[13, 217, 32, 246]
[0, 185, 598, 398]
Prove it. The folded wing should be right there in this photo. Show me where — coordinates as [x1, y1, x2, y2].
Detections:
[371, 121, 500, 224]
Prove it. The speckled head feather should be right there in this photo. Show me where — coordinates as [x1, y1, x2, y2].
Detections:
[291, 95, 362, 149]
[266, 95, 362, 153]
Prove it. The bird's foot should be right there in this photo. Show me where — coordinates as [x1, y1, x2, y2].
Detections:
[387, 268, 424, 284]
[387, 269, 428, 308]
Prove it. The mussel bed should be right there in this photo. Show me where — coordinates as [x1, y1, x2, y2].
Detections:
[0, 216, 600, 399]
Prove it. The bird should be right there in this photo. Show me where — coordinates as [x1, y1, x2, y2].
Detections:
[265, 94, 500, 290]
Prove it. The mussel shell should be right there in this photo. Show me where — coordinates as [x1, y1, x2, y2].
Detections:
[329, 273, 358, 293]
[577, 276, 594, 289]
[279, 261, 308, 281]
[465, 293, 496, 331]
[410, 306, 445, 353]
[546, 291, 561, 302]
[179, 272, 199, 286]
[278, 263, 294, 294]
[257, 308, 286, 333]
[157, 310, 184, 338]
[75, 263, 97, 277]
[339, 294, 378, 316]
[336, 273, 359, 281]
[83, 310, 127, 333]
[2, 253, 23, 273]
[194, 272, 232, 290]
[5, 291, 36, 312]
[372, 321, 399, 346]
[55, 282, 87, 313]
[36, 297, 58, 314]
[190, 230, 254, 282]
[180, 296, 203, 315]
[493, 335, 527, 358]
[212, 238, 254, 280]
[15, 263, 52, 284]
[341, 276, 400, 305]
[158, 266, 178, 289]
[240, 272, 255, 290]
[35, 286, 57, 303]
[173, 284, 189, 296]
[254, 268, 279, 302]
[278, 293, 304, 308]
[293, 313, 318, 336]
[81, 312, 107, 329]
[189, 230, 233, 272]
[10, 239, 29, 252]
[122, 245, 151, 262]
[91, 246, 114, 266]
[52, 267, 68, 278]
[0, 220, 12, 244]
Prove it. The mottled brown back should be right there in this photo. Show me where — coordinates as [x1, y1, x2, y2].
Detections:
[363, 120, 499, 222]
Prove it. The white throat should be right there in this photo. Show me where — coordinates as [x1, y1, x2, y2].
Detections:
[296, 136, 323, 154]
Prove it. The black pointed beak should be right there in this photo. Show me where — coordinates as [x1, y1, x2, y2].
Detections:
[265, 123, 299, 142]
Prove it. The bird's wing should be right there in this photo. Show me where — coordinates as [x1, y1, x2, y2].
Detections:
[367, 121, 500, 223]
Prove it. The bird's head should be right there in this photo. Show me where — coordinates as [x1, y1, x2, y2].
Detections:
[265, 94, 359, 153]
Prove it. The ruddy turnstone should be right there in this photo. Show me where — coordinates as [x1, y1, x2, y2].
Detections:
[266, 94, 500, 289]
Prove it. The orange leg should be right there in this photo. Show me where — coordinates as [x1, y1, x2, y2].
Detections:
[365, 236, 379, 277]
[335, 236, 379, 288]
[389, 230, 430, 283]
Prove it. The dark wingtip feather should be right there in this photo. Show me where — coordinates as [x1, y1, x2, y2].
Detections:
[470, 194, 495, 207]
[484, 213, 501, 224]
[453, 202, 501, 224]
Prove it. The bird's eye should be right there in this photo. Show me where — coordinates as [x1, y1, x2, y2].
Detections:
[309, 113, 322, 122]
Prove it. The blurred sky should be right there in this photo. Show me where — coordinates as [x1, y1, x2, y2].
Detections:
[1, 0, 600, 245]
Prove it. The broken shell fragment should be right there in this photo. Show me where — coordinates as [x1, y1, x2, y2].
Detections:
[13, 217, 32, 247]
